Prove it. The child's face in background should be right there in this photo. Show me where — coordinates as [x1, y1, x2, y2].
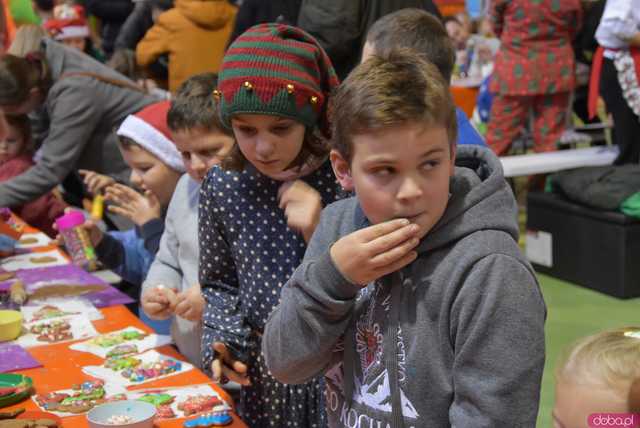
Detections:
[445, 20, 469, 50]
[61, 37, 87, 52]
[172, 126, 235, 183]
[231, 114, 306, 179]
[119, 143, 181, 208]
[0, 123, 25, 165]
[553, 379, 629, 428]
[332, 122, 455, 240]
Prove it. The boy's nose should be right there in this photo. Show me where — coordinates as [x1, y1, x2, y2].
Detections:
[129, 171, 143, 187]
[397, 176, 424, 201]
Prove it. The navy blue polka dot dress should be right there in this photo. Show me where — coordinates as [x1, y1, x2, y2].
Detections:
[199, 160, 342, 427]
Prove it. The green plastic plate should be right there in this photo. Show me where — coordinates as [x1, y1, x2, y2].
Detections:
[0, 373, 33, 408]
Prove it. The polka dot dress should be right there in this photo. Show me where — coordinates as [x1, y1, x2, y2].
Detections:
[199, 160, 341, 427]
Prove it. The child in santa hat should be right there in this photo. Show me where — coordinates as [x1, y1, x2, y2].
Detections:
[43, 4, 105, 62]
[70, 101, 184, 305]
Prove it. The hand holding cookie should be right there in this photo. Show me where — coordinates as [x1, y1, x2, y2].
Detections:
[141, 285, 177, 320]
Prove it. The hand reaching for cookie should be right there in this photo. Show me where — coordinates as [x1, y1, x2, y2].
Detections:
[104, 184, 162, 226]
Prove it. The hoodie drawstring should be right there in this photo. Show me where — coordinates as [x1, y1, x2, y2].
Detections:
[383, 273, 407, 427]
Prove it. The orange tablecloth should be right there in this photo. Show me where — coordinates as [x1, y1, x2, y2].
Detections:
[2, 306, 247, 427]
[2, 218, 246, 427]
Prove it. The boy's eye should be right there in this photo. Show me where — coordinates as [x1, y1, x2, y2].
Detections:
[373, 167, 394, 176]
[421, 160, 440, 170]
[203, 149, 221, 157]
[181, 152, 191, 160]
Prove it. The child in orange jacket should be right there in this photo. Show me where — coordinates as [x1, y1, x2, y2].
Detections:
[136, 0, 237, 92]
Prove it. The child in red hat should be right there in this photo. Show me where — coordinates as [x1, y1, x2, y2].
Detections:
[43, 4, 105, 62]
[71, 101, 184, 308]
[199, 23, 341, 427]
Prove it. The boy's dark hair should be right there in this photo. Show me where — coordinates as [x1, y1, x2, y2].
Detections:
[366, 8, 456, 83]
[167, 73, 228, 135]
[5, 114, 33, 152]
[330, 49, 457, 162]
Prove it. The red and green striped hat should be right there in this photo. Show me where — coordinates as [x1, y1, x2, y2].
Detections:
[216, 23, 339, 138]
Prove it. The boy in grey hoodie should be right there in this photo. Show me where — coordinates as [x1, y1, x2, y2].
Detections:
[262, 51, 546, 427]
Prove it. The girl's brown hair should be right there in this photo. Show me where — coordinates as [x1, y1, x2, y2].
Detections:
[0, 53, 51, 107]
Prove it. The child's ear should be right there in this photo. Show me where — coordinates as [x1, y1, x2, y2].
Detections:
[329, 149, 354, 192]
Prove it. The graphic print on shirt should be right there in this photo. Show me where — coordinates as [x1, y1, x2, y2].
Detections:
[324, 284, 419, 426]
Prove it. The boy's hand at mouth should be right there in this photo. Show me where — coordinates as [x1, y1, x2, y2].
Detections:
[330, 218, 420, 286]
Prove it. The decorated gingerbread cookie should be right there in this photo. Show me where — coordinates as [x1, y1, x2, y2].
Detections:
[29, 319, 71, 335]
[30, 305, 78, 322]
[0, 419, 59, 428]
[105, 357, 141, 371]
[137, 393, 174, 407]
[92, 330, 148, 348]
[121, 359, 181, 383]
[156, 404, 177, 419]
[183, 410, 232, 427]
[106, 344, 138, 358]
[177, 395, 223, 416]
[34, 392, 70, 411]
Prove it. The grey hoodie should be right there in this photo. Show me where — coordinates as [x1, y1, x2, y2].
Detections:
[263, 145, 546, 428]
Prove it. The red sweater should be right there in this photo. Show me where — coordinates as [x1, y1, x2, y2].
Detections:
[0, 155, 67, 237]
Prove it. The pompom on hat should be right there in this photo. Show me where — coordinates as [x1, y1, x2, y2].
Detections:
[43, 4, 90, 41]
[116, 101, 185, 173]
[215, 23, 339, 138]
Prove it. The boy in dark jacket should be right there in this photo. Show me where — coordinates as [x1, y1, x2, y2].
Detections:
[263, 51, 546, 427]
[297, 0, 442, 79]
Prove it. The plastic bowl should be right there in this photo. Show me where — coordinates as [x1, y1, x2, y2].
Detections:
[86, 400, 157, 428]
[0, 310, 22, 342]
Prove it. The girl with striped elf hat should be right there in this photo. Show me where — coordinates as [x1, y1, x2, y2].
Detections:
[199, 23, 341, 427]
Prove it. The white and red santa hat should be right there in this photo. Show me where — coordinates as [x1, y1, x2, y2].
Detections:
[44, 4, 90, 41]
[116, 101, 185, 173]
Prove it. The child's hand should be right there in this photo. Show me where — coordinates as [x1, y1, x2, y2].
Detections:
[211, 342, 250, 386]
[104, 183, 162, 226]
[79, 170, 115, 195]
[330, 218, 420, 286]
[141, 285, 177, 320]
[174, 283, 204, 322]
[53, 211, 104, 248]
[278, 180, 323, 243]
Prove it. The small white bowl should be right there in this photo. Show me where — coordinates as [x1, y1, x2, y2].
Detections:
[86, 400, 156, 428]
